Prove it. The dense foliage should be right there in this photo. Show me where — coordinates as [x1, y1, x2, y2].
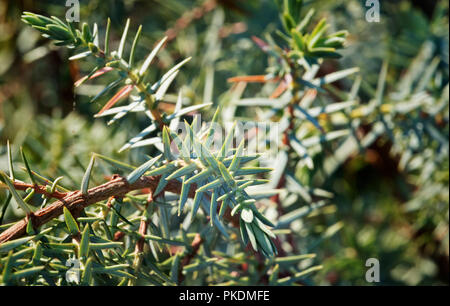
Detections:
[0, 0, 448, 285]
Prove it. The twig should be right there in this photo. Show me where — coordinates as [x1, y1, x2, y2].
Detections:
[0, 175, 196, 245]
[3, 181, 67, 200]
[178, 233, 204, 283]
[130, 193, 153, 285]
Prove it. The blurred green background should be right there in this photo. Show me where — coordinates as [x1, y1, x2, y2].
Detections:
[0, 0, 448, 285]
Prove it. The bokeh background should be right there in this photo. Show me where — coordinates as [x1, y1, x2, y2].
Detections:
[0, 0, 448, 285]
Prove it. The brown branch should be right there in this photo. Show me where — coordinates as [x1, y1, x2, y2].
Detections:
[0, 175, 196, 245]
[133, 193, 153, 267]
[6, 181, 67, 200]
[178, 233, 204, 283]
[129, 193, 154, 285]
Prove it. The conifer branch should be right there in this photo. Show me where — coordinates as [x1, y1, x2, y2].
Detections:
[0, 175, 195, 245]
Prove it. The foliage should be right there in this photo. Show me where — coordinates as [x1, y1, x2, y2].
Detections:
[0, 0, 448, 286]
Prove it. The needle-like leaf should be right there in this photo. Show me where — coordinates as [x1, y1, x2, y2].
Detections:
[117, 18, 130, 58]
[139, 36, 168, 76]
[81, 154, 95, 194]
[95, 85, 133, 116]
[0, 171, 32, 214]
[127, 155, 162, 184]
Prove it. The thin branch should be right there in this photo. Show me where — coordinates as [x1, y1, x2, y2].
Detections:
[1, 181, 67, 200]
[178, 233, 204, 283]
[0, 175, 196, 245]
[130, 193, 153, 285]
